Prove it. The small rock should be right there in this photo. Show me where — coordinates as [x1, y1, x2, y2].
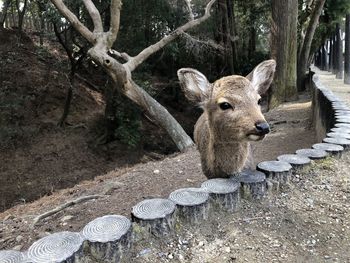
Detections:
[60, 215, 74, 222]
[179, 254, 184, 260]
[224, 246, 231, 253]
[168, 253, 174, 259]
[198, 241, 204, 246]
[12, 245, 23, 251]
[15, 235, 24, 242]
[324, 255, 331, 259]
[153, 170, 160, 174]
[138, 248, 152, 257]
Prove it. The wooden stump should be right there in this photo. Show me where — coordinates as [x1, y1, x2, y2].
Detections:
[0, 250, 25, 263]
[335, 117, 350, 124]
[131, 198, 176, 236]
[82, 215, 132, 263]
[257, 161, 292, 192]
[201, 179, 240, 212]
[295, 148, 328, 160]
[169, 188, 210, 224]
[237, 170, 267, 200]
[335, 123, 350, 129]
[277, 154, 311, 173]
[335, 112, 350, 117]
[323, 137, 350, 150]
[331, 127, 350, 133]
[327, 132, 350, 140]
[332, 105, 350, 111]
[27, 232, 84, 263]
[312, 143, 344, 158]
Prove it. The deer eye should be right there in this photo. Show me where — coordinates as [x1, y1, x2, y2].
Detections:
[219, 102, 233, 110]
[258, 98, 262, 105]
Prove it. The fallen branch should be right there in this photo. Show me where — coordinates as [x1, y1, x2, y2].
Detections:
[32, 195, 106, 226]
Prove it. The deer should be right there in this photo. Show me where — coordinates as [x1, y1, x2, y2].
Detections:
[177, 60, 276, 179]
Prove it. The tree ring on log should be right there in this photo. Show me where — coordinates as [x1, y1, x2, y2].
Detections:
[277, 154, 311, 173]
[83, 215, 131, 242]
[336, 117, 350, 123]
[257, 160, 292, 189]
[331, 127, 350, 134]
[327, 132, 350, 140]
[312, 143, 344, 157]
[237, 170, 266, 200]
[201, 179, 240, 212]
[295, 148, 328, 159]
[169, 188, 210, 223]
[131, 198, 176, 236]
[28, 232, 84, 263]
[0, 250, 25, 263]
[335, 123, 350, 129]
[323, 137, 350, 149]
[82, 215, 132, 262]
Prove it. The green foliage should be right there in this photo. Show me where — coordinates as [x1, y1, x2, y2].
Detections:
[114, 105, 141, 148]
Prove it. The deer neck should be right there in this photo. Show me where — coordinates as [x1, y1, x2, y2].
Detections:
[208, 131, 250, 176]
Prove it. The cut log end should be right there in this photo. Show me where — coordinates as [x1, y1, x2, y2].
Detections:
[82, 215, 132, 262]
[295, 148, 328, 160]
[335, 123, 350, 129]
[28, 232, 84, 263]
[277, 154, 311, 173]
[237, 170, 267, 200]
[169, 188, 210, 223]
[323, 137, 350, 150]
[312, 143, 344, 158]
[0, 250, 25, 263]
[131, 198, 176, 236]
[201, 179, 240, 212]
[257, 160, 292, 192]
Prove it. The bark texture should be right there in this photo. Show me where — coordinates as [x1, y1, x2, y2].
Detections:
[270, 0, 298, 108]
[336, 23, 344, 79]
[297, 0, 326, 89]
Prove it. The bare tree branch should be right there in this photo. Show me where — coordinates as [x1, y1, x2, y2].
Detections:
[125, 0, 217, 72]
[184, 0, 194, 21]
[108, 0, 122, 47]
[50, 0, 95, 44]
[109, 49, 131, 62]
[82, 0, 103, 33]
[182, 32, 225, 52]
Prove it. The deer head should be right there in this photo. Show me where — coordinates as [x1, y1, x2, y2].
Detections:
[177, 59, 276, 178]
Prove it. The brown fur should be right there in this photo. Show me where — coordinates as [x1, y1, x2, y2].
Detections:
[178, 60, 276, 178]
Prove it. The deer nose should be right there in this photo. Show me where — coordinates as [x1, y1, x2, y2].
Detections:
[255, 121, 270, 135]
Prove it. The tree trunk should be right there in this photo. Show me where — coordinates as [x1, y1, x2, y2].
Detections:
[0, 0, 11, 28]
[321, 44, 327, 70]
[218, 0, 234, 74]
[227, 0, 237, 69]
[297, 0, 326, 90]
[336, 23, 344, 79]
[345, 14, 350, 84]
[16, 0, 28, 31]
[332, 33, 337, 74]
[329, 37, 333, 72]
[270, 0, 298, 108]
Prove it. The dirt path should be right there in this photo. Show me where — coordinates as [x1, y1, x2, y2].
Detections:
[0, 95, 316, 251]
[128, 154, 350, 263]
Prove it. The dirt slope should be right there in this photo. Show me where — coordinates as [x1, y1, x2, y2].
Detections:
[0, 96, 316, 251]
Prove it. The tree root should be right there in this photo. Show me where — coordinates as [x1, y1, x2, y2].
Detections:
[32, 195, 106, 227]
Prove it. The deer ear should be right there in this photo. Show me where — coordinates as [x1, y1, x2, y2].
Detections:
[246, 59, 276, 95]
[177, 68, 211, 102]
